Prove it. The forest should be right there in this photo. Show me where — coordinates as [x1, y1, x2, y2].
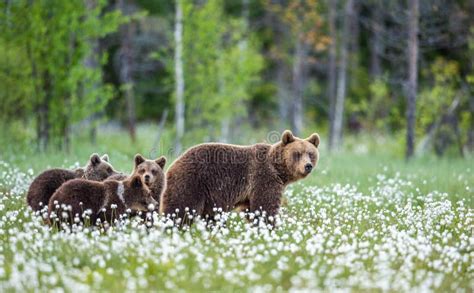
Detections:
[0, 1, 473, 291]
[1, 0, 473, 159]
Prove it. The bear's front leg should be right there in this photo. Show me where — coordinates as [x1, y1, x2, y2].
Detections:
[249, 184, 283, 227]
[233, 199, 250, 212]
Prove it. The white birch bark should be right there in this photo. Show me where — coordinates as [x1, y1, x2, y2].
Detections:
[332, 0, 354, 149]
[175, 0, 185, 154]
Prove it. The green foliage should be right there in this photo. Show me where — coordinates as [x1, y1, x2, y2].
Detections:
[417, 56, 473, 156]
[0, 0, 126, 148]
[418, 58, 460, 132]
[346, 69, 402, 133]
[367, 77, 391, 130]
[0, 39, 33, 120]
[180, 0, 263, 140]
[0, 0, 472, 158]
[462, 27, 474, 147]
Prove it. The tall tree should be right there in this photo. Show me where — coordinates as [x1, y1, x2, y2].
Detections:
[327, 0, 337, 149]
[118, 0, 137, 142]
[83, 0, 101, 145]
[174, 0, 185, 154]
[220, 0, 251, 142]
[291, 32, 307, 135]
[0, 0, 123, 150]
[369, 1, 383, 79]
[265, 0, 328, 136]
[349, 0, 360, 74]
[181, 0, 262, 142]
[406, 0, 419, 159]
[330, 0, 354, 149]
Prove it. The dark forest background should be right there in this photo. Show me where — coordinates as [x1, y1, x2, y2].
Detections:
[1, 0, 473, 160]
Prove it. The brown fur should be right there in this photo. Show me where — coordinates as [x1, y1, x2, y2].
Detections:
[48, 175, 157, 226]
[27, 154, 119, 213]
[108, 154, 166, 205]
[160, 130, 320, 225]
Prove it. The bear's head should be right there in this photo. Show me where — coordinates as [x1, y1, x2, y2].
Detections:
[84, 153, 119, 181]
[132, 154, 166, 189]
[272, 130, 320, 183]
[123, 175, 157, 212]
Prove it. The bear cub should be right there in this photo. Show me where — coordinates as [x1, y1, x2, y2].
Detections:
[160, 130, 320, 226]
[48, 175, 157, 226]
[109, 154, 166, 204]
[27, 154, 119, 213]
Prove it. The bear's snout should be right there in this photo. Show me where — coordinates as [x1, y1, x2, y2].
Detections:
[304, 163, 313, 174]
[144, 174, 151, 184]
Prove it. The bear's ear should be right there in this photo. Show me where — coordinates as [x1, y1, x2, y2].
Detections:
[306, 133, 320, 147]
[131, 175, 142, 188]
[134, 154, 145, 167]
[101, 154, 109, 162]
[155, 156, 166, 169]
[281, 130, 295, 145]
[90, 153, 101, 166]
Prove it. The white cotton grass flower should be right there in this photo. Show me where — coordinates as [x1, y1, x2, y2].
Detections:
[0, 161, 471, 292]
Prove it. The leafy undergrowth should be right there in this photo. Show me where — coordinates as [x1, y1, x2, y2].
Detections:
[0, 160, 472, 292]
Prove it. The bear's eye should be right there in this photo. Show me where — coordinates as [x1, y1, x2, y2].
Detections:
[293, 152, 301, 161]
[151, 169, 157, 175]
[107, 167, 112, 173]
[138, 169, 145, 174]
[309, 152, 315, 160]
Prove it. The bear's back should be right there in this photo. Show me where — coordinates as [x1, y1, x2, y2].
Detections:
[172, 142, 270, 173]
[49, 179, 107, 220]
[27, 168, 79, 212]
[165, 143, 272, 212]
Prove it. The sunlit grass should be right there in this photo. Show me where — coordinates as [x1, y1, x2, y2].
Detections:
[0, 126, 472, 291]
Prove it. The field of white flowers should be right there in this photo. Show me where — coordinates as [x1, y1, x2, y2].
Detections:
[0, 159, 472, 292]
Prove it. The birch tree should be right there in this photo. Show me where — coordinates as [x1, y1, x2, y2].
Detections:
[182, 0, 262, 142]
[327, 0, 337, 149]
[174, 0, 185, 154]
[0, 0, 123, 150]
[330, 0, 354, 149]
[406, 0, 419, 159]
[118, 0, 137, 142]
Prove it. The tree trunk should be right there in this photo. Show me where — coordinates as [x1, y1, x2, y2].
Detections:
[27, 39, 50, 151]
[370, 3, 383, 79]
[277, 60, 290, 128]
[290, 34, 306, 136]
[231, 0, 250, 140]
[119, 0, 136, 142]
[273, 10, 290, 130]
[152, 108, 169, 153]
[84, 0, 101, 145]
[327, 0, 337, 150]
[241, 0, 249, 51]
[406, 0, 419, 160]
[468, 91, 474, 152]
[416, 97, 460, 155]
[468, 1, 474, 153]
[331, 0, 353, 149]
[349, 0, 359, 74]
[174, 0, 185, 154]
[38, 71, 51, 151]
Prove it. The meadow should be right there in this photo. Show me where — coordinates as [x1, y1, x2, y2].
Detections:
[0, 126, 472, 291]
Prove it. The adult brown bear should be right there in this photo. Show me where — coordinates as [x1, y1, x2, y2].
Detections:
[160, 130, 320, 226]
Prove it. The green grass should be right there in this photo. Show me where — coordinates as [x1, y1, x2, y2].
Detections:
[0, 126, 472, 291]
